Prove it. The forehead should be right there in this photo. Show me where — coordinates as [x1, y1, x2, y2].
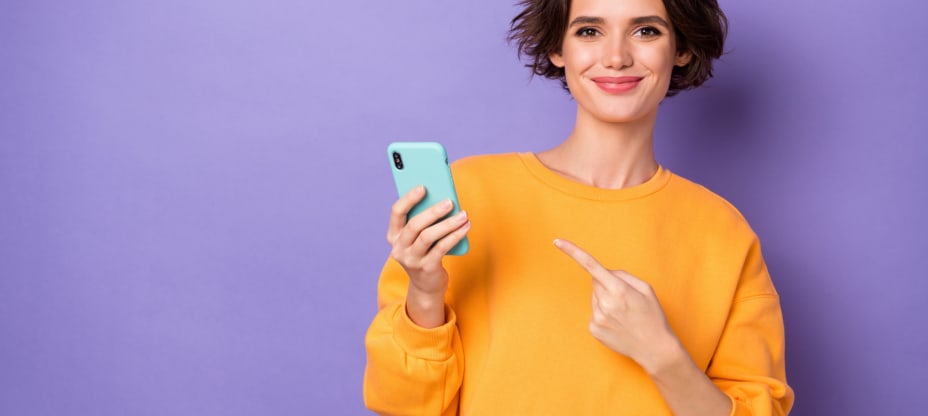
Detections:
[568, 0, 670, 20]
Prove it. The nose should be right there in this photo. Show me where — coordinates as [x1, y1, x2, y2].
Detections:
[602, 35, 632, 69]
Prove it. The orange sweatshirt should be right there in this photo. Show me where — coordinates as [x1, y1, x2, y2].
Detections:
[364, 153, 794, 415]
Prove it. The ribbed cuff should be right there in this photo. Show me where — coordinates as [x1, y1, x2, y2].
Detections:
[391, 303, 457, 361]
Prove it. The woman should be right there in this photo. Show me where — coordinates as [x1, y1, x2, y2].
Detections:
[364, 0, 794, 414]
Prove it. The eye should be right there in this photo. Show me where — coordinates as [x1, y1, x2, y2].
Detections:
[575, 27, 600, 38]
[634, 26, 662, 38]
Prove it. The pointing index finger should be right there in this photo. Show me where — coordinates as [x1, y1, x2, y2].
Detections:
[554, 238, 610, 282]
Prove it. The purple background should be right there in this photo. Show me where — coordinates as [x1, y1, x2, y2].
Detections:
[1, 0, 926, 414]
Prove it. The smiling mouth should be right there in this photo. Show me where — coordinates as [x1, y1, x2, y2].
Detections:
[591, 76, 644, 94]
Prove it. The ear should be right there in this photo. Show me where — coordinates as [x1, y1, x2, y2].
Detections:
[549, 51, 565, 68]
[674, 49, 693, 67]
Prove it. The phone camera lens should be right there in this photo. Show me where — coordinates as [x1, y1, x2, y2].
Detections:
[392, 152, 404, 170]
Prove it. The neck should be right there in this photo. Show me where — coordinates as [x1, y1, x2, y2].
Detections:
[537, 108, 659, 189]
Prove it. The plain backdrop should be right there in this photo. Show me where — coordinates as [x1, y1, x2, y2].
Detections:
[2, 0, 926, 415]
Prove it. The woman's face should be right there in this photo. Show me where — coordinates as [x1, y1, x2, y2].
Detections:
[549, 0, 691, 125]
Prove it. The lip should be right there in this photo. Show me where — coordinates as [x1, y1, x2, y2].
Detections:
[591, 76, 644, 94]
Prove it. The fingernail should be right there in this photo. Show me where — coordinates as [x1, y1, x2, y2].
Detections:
[553, 239, 562, 247]
[443, 199, 453, 210]
[455, 211, 468, 222]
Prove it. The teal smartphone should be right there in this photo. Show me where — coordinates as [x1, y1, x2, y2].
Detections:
[388, 142, 469, 256]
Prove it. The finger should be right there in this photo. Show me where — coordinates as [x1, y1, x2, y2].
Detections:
[423, 218, 471, 262]
[395, 199, 455, 250]
[613, 270, 653, 295]
[591, 290, 606, 322]
[406, 199, 455, 233]
[589, 292, 610, 338]
[553, 238, 612, 284]
[415, 211, 469, 253]
[387, 185, 426, 242]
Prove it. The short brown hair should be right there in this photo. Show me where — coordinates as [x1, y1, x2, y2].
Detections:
[508, 0, 728, 96]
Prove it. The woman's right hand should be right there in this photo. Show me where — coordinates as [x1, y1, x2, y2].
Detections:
[387, 185, 471, 328]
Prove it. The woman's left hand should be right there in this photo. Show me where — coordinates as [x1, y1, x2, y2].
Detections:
[554, 238, 683, 375]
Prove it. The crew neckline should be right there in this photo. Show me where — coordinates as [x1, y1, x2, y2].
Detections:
[517, 152, 673, 201]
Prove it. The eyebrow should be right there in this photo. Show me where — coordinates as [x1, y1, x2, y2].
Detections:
[631, 16, 670, 28]
[568, 15, 671, 29]
[568, 16, 605, 27]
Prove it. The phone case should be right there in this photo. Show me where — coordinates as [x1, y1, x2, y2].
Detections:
[388, 142, 469, 255]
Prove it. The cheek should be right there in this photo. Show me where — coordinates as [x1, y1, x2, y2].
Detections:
[562, 45, 599, 75]
[643, 50, 678, 77]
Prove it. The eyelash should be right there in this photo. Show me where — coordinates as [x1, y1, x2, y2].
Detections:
[574, 26, 663, 38]
[635, 26, 662, 37]
[576, 27, 600, 38]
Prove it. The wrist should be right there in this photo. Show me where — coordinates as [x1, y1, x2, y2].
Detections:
[642, 335, 690, 379]
[641, 335, 733, 416]
[405, 286, 446, 328]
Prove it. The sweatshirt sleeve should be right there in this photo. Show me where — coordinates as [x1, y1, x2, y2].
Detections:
[707, 238, 795, 416]
[362, 258, 465, 416]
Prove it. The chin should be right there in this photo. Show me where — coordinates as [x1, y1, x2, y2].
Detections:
[573, 94, 662, 125]
[591, 108, 655, 124]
